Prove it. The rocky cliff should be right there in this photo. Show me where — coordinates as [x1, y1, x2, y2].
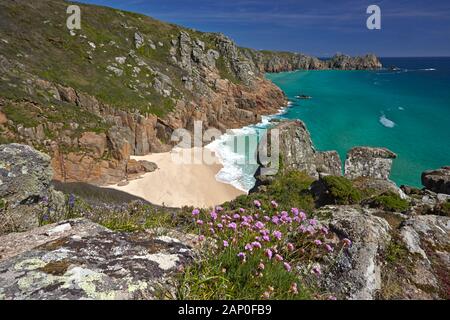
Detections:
[0, 0, 382, 185]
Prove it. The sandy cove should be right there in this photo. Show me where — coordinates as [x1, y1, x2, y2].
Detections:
[107, 147, 245, 208]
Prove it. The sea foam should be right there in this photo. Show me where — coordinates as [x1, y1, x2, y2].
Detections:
[206, 103, 290, 192]
[379, 114, 396, 128]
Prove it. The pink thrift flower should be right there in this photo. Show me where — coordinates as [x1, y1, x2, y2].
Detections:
[271, 216, 280, 225]
[343, 238, 352, 247]
[192, 209, 200, 216]
[312, 266, 322, 276]
[265, 249, 273, 260]
[237, 252, 246, 261]
[299, 211, 307, 221]
[254, 221, 265, 230]
[273, 230, 282, 241]
[275, 254, 284, 262]
[227, 222, 237, 230]
[252, 241, 262, 249]
[284, 262, 292, 272]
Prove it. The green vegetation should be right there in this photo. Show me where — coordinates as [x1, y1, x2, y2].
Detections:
[369, 192, 409, 212]
[321, 176, 362, 205]
[0, 199, 6, 210]
[227, 171, 315, 213]
[438, 200, 450, 217]
[379, 235, 416, 300]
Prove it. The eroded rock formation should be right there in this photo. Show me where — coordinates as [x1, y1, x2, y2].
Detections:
[0, 144, 64, 233]
[344, 147, 397, 180]
[421, 166, 450, 195]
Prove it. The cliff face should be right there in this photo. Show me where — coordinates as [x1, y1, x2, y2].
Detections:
[0, 0, 382, 185]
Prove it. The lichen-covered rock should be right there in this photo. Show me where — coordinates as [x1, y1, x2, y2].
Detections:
[316, 205, 391, 300]
[396, 215, 450, 299]
[0, 144, 64, 233]
[421, 166, 450, 195]
[344, 147, 397, 180]
[0, 219, 193, 300]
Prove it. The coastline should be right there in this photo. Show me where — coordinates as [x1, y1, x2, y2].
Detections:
[206, 102, 291, 192]
[107, 147, 245, 208]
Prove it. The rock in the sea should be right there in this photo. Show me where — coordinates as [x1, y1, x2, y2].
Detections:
[344, 147, 397, 180]
[0, 219, 193, 300]
[0, 144, 65, 233]
[316, 205, 391, 300]
[421, 166, 450, 195]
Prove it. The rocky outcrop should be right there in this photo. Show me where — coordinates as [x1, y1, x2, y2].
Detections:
[241, 49, 383, 73]
[344, 147, 397, 180]
[316, 205, 391, 300]
[0, 144, 65, 234]
[396, 215, 450, 299]
[255, 120, 342, 182]
[422, 167, 450, 195]
[0, 219, 194, 300]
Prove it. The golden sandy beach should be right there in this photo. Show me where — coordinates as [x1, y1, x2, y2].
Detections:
[108, 148, 245, 208]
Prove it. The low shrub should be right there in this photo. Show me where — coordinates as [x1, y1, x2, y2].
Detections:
[369, 192, 409, 212]
[320, 176, 362, 205]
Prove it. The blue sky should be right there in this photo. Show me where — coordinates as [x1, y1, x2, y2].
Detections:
[77, 0, 450, 57]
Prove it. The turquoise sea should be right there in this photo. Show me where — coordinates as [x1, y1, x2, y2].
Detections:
[209, 58, 450, 191]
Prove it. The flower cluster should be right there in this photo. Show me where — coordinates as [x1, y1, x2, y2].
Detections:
[190, 200, 350, 299]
